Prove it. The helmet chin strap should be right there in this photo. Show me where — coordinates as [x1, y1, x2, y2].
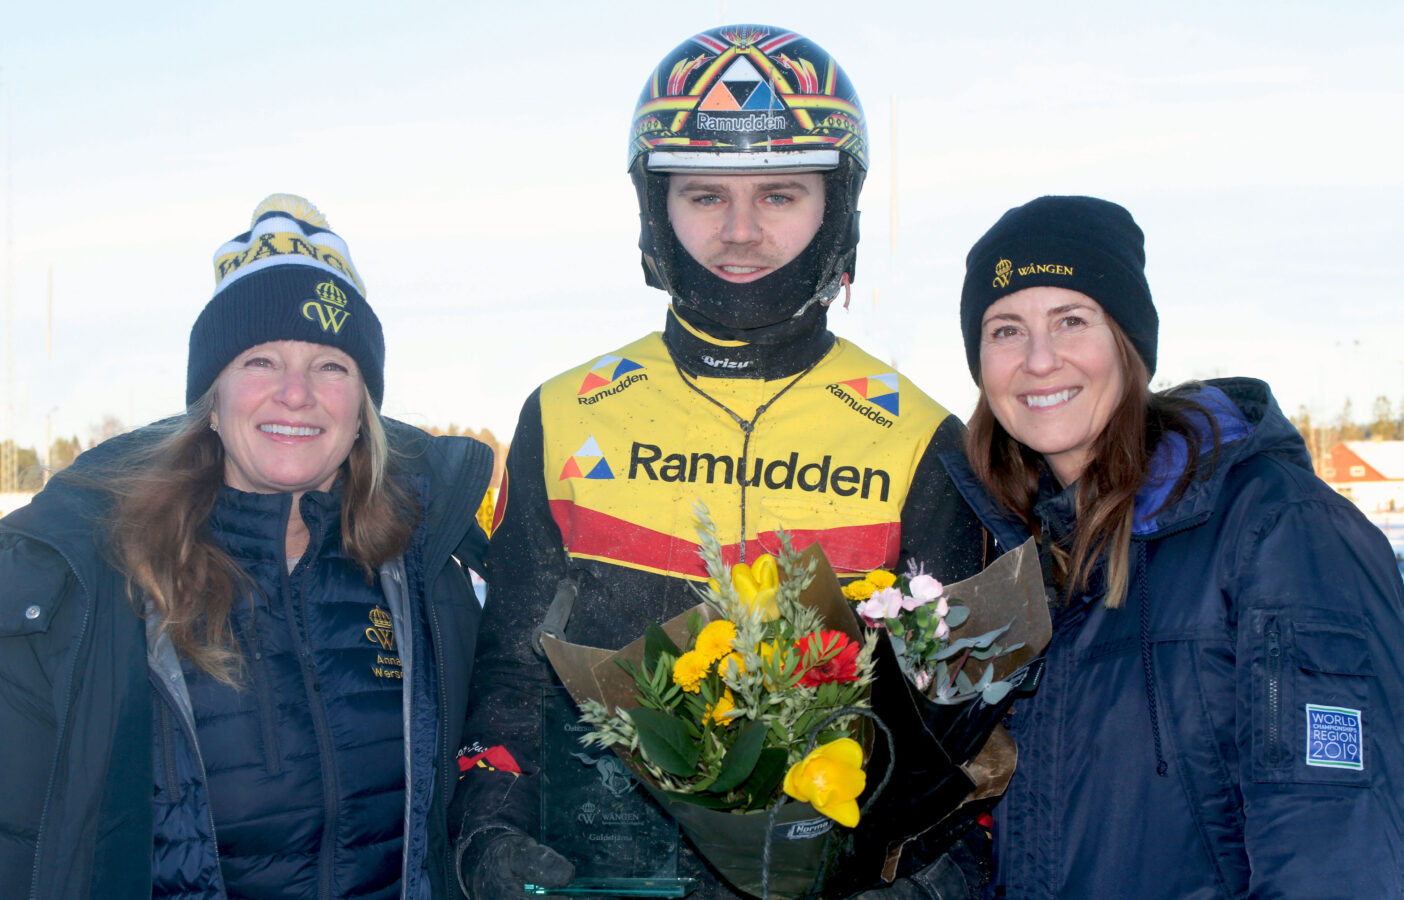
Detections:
[788, 269, 851, 319]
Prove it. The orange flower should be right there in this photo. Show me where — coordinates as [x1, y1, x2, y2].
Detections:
[706, 689, 737, 727]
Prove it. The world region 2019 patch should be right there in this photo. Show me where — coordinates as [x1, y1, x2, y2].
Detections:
[1305, 704, 1363, 771]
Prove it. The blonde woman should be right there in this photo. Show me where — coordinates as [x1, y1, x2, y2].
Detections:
[0, 196, 493, 899]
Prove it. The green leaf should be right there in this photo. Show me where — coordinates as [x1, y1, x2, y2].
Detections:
[740, 747, 789, 808]
[712, 720, 769, 793]
[644, 622, 683, 671]
[944, 605, 971, 629]
[628, 707, 700, 777]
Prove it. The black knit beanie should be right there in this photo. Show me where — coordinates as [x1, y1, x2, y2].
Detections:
[186, 194, 385, 407]
[960, 195, 1155, 381]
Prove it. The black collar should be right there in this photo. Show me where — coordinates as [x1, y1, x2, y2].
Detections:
[662, 306, 833, 380]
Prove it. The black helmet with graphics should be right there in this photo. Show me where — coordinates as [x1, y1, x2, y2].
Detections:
[628, 24, 869, 318]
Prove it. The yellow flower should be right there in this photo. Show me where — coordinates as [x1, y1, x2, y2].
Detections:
[842, 580, 876, 602]
[782, 738, 866, 828]
[719, 651, 747, 680]
[865, 569, 897, 589]
[672, 650, 711, 693]
[706, 689, 737, 727]
[696, 620, 738, 664]
[732, 554, 780, 621]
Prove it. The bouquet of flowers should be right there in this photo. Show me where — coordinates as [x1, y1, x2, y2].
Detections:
[833, 539, 1052, 886]
[540, 506, 878, 899]
[847, 561, 1024, 705]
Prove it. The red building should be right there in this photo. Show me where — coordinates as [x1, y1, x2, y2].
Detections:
[1319, 441, 1404, 512]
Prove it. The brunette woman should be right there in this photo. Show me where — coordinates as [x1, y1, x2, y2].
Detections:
[941, 195, 1404, 898]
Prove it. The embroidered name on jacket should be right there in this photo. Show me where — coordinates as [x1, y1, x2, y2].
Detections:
[539, 332, 950, 579]
[366, 605, 402, 679]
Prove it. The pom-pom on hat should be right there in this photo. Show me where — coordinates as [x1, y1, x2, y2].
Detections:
[186, 194, 385, 407]
[960, 195, 1156, 382]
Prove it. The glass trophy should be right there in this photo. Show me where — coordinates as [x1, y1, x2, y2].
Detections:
[536, 687, 696, 897]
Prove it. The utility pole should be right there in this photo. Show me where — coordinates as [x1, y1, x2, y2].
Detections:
[1, 67, 17, 494]
[890, 94, 898, 254]
[42, 265, 52, 483]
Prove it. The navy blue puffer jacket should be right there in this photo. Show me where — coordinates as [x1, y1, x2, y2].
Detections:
[152, 486, 412, 899]
[0, 420, 492, 900]
[940, 379, 1404, 899]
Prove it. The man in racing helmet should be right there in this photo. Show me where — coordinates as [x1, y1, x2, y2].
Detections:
[455, 25, 986, 900]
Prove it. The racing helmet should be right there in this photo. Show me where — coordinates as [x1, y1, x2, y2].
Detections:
[628, 25, 869, 310]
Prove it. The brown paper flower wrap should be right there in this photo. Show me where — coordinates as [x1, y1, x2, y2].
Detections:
[834, 537, 1053, 890]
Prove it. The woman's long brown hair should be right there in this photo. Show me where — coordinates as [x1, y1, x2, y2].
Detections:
[967, 324, 1216, 608]
[103, 384, 415, 684]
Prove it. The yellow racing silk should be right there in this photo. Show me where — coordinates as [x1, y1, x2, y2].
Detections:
[539, 332, 953, 579]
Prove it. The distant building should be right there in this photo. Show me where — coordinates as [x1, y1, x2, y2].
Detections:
[1319, 441, 1404, 513]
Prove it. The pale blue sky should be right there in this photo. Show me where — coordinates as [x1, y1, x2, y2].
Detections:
[2, 0, 1401, 448]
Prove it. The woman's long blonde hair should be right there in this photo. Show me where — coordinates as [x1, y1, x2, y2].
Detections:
[966, 323, 1215, 608]
[103, 382, 414, 683]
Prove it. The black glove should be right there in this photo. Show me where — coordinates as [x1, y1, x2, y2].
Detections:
[842, 831, 988, 892]
[458, 828, 575, 899]
[846, 853, 971, 899]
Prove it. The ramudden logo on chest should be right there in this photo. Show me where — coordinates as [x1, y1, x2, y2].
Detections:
[827, 374, 900, 428]
[578, 355, 648, 405]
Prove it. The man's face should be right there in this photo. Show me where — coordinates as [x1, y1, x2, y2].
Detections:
[666, 172, 825, 284]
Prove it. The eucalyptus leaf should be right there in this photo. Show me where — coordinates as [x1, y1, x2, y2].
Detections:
[944, 605, 970, 629]
[982, 680, 1014, 704]
[933, 624, 1014, 659]
[629, 707, 700, 777]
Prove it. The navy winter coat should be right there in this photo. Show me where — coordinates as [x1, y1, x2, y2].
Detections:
[0, 420, 492, 900]
[940, 379, 1404, 899]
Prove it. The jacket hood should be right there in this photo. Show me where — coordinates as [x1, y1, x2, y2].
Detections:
[1132, 377, 1312, 537]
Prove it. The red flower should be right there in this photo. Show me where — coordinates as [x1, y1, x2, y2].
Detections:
[794, 631, 861, 686]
